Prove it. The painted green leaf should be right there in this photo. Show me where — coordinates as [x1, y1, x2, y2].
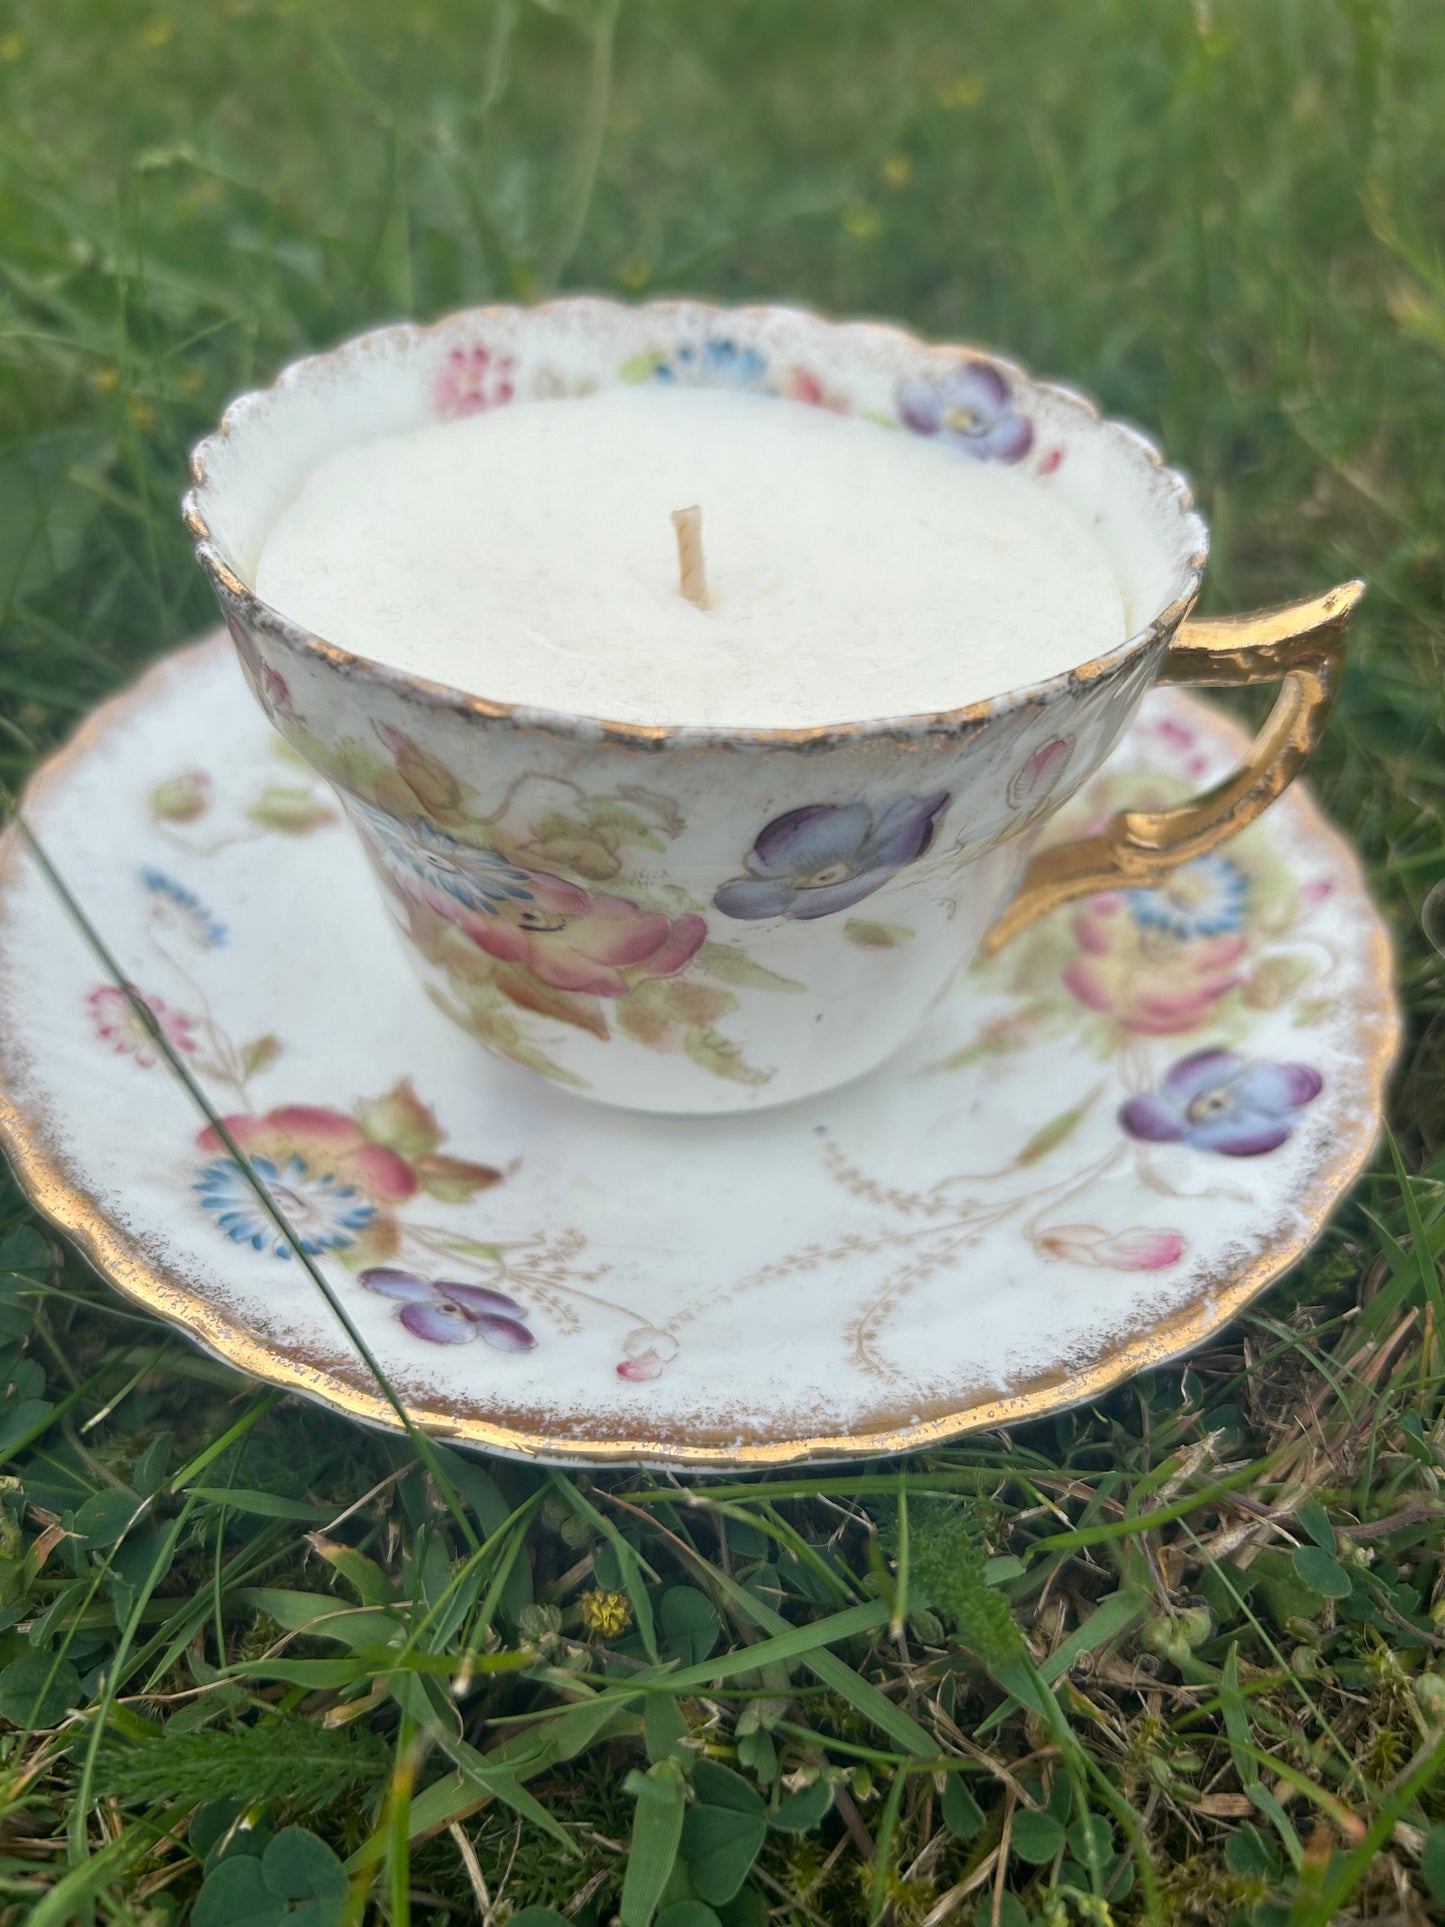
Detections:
[618, 978, 681, 1048]
[149, 769, 210, 822]
[354, 1077, 441, 1158]
[843, 918, 914, 948]
[1015, 1106, 1085, 1166]
[697, 942, 805, 993]
[1240, 950, 1313, 1010]
[588, 800, 668, 851]
[685, 1028, 771, 1086]
[246, 783, 337, 834]
[492, 963, 610, 1040]
[428, 985, 588, 1089]
[241, 1033, 283, 1078]
[664, 978, 739, 1027]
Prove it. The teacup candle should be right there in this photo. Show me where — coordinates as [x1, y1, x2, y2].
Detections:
[252, 383, 1127, 727]
[185, 299, 1361, 1115]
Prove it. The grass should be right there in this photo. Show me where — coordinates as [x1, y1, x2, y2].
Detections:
[0, 0, 1443, 1920]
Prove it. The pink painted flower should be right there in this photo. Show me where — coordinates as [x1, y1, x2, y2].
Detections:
[1006, 735, 1074, 816]
[224, 611, 295, 721]
[783, 368, 848, 412]
[617, 1354, 666, 1382]
[193, 1087, 500, 1266]
[197, 1105, 418, 1204]
[88, 986, 197, 1067]
[435, 344, 516, 417]
[1063, 890, 1248, 1036]
[1036, 1223, 1186, 1270]
[359, 1267, 535, 1349]
[616, 1327, 677, 1382]
[467, 883, 707, 998]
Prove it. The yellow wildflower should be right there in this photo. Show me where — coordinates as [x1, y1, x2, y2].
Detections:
[841, 204, 881, 242]
[935, 73, 985, 110]
[578, 1588, 632, 1639]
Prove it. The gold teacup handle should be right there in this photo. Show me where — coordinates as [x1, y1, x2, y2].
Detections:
[980, 578, 1364, 956]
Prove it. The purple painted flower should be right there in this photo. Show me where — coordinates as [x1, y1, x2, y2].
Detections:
[358, 1267, 536, 1349]
[896, 361, 1033, 462]
[714, 792, 950, 922]
[1120, 1049, 1323, 1157]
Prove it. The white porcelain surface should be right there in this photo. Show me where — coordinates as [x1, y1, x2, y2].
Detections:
[0, 638, 1396, 1467]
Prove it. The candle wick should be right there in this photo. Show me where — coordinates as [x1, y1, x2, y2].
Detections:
[671, 504, 710, 610]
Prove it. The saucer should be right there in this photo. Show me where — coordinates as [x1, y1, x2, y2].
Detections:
[0, 636, 1398, 1467]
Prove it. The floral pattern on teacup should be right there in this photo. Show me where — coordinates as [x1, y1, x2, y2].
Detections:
[434, 343, 516, 417]
[714, 793, 950, 922]
[896, 360, 1033, 463]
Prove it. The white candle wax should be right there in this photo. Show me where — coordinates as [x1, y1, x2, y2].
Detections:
[254, 385, 1126, 728]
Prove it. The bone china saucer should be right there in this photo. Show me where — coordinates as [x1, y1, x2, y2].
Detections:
[0, 636, 1397, 1467]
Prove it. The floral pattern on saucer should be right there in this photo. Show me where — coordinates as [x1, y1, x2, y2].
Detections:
[0, 639, 1397, 1464]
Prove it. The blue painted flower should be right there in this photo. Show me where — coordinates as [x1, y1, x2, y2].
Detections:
[655, 338, 768, 389]
[1124, 854, 1249, 942]
[714, 792, 950, 922]
[141, 868, 227, 948]
[194, 1153, 376, 1259]
[896, 360, 1033, 462]
[1120, 1049, 1323, 1157]
[348, 799, 536, 922]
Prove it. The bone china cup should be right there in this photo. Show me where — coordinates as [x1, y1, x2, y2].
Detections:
[183, 299, 1362, 1116]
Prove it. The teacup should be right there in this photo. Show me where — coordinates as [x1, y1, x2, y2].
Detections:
[184, 299, 1361, 1115]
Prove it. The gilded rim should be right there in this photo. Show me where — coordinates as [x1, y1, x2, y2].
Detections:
[0, 638, 1401, 1468]
[183, 296, 1210, 753]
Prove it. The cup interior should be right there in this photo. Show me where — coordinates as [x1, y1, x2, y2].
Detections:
[185, 299, 1207, 721]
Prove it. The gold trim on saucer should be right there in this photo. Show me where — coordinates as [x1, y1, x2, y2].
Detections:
[0, 637, 1401, 1469]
